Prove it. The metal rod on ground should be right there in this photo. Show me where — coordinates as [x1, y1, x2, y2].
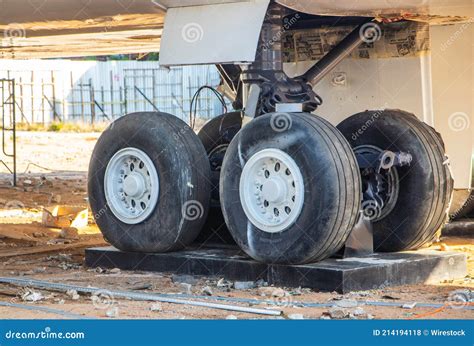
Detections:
[0, 301, 92, 319]
[0, 277, 282, 316]
[134, 86, 160, 112]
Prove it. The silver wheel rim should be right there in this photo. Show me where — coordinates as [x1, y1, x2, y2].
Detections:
[104, 147, 159, 224]
[239, 149, 304, 233]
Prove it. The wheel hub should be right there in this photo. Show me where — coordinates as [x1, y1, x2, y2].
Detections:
[104, 147, 160, 224]
[239, 149, 304, 233]
[262, 177, 287, 204]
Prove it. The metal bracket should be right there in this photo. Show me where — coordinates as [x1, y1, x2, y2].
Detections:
[344, 215, 374, 258]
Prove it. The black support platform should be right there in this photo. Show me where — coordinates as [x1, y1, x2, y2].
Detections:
[85, 246, 467, 293]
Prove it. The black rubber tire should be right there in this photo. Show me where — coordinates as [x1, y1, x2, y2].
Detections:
[337, 109, 454, 251]
[195, 112, 242, 245]
[88, 112, 211, 253]
[220, 112, 361, 264]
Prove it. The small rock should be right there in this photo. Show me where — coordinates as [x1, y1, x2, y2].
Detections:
[226, 315, 238, 320]
[109, 268, 121, 274]
[352, 307, 367, 317]
[288, 313, 304, 320]
[150, 303, 162, 312]
[51, 194, 62, 203]
[33, 267, 46, 273]
[66, 289, 80, 300]
[180, 283, 192, 295]
[255, 279, 268, 287]
[106, 307, 119, 318]
[23, 179, 33, 186]
[271, 288, 287, 298]
[335, 299, 359, 308]
[328, 307, 348, 319]
[216, 278, 232, 288]
[32, 232, 45, 238]
[402, 302, 417, 309]
[367, 314, 375, 319]
[257, 287, 275, 297]
[234, 281, 255, 290]
[22, 291, 44, 302]
[202, 286, 213, 296]
[59, 227, 78, 239]
[57, 299, 65, 305]
[320, 315, 331, 320]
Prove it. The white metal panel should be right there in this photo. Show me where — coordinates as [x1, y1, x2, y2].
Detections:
[431, 24, 473, 189]
[277, 0, 474, 23]
[159, 0, 270, 66]
[284, 57, 428, 126]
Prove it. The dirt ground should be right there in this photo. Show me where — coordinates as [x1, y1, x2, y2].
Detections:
[0, 131, 472, 320]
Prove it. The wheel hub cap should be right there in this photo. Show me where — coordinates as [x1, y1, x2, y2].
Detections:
[262, 178, 287, 203]
[239, 149, 304, 233]
[123, 173, 146, 198]
[104, 147, 160, 224]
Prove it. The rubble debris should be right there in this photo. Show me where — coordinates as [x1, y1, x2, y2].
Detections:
[180, 283, 192, 295]
[201, 286, 213, 296]
[23, 179, 33, 186]
[257, 287, 275, 296]
[109, 268, 121, 274]
[216, 278, 232, 289]
[271, 288, 288, 298]
[150, 303, 162, 312]
[352, 307, 367, 317]
[22, 290, 44, 302]
[234, 281, 255, 290]
[288, 313, 304, 320]
[106, 307, 119, 318]
[51, 194, 62, 203]
[326, 307, 348, 319]
[402, 302, 417, 309]
[381, 295, 400, 300]
[42, 206, 88, 229]
[66, 289, 80, 300]
[255, 279, 268, 287]
[129, 282, 152, 291]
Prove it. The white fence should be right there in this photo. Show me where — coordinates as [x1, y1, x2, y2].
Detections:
[0, 60, 225, 124]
